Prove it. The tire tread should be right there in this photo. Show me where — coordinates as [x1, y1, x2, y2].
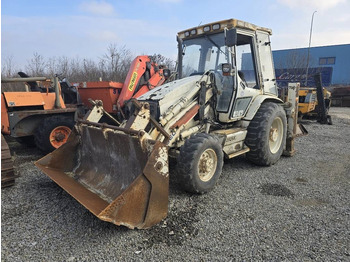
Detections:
[177, 133, 223, 194]
[34, 115, 74, 153]
[245, 102, 286, 166]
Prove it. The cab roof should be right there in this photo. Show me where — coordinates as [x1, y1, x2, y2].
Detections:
[177, 18, 272, 40]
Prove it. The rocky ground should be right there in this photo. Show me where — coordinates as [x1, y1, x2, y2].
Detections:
[2, 107, 350, 261]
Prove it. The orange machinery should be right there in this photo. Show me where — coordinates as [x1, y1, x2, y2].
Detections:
[1, 76, 77, 152]
[1, 56, 170, 152]
[78, 55, 170, 115]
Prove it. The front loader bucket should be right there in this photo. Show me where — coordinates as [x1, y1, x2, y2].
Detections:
[35, 123, 169, 229]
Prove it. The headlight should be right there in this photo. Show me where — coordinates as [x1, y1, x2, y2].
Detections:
[203, 26, 211, 32]
[190, 29, 197, 35]
[184, 31, 190, 37]
[212, 24, 220, 30]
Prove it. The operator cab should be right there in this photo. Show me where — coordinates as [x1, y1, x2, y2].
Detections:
[177, 19, 277, 123]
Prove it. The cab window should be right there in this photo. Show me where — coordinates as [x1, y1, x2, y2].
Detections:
[236, 35, 258, 89]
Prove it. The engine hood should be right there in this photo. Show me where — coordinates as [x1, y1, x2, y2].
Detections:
[138, 75, 203, 115]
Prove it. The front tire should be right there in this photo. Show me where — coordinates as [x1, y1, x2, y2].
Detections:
[177, 133, 224, 194]
[245, 102, 287, 166]
[34, 115, 75, 153]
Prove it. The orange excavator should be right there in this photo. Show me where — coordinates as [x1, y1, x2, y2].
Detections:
[1, 55, 170, 153]
[119, 56, 170, 107]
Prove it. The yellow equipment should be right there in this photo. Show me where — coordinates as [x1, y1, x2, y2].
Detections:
[298, 87, 331, 118]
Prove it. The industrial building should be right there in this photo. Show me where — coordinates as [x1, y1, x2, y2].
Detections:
[272, 44, 350, 106]
[272, 44, 350, 87]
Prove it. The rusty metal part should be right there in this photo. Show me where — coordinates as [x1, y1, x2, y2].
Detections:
[1, 77, 49, 83]
[35, 123, 169, 229]
[78, 119, 142, 136]
[331, 87, 350, 107]
[1, 135, 18, 188]
[49, 125, 72, 148]
[170, 104, 200, 129]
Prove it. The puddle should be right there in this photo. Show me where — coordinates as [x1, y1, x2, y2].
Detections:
[295, 177, 308, 183]
[260, 183, 294, 198]
[293, 198, 328, 207]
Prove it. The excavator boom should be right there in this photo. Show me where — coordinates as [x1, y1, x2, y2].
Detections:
[117, 55, 168, 108]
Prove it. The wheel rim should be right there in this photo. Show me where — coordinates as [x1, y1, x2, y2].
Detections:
[49, 126, 71, 148]
[269, 117, 283, 154]
[198, 148, 218, 182]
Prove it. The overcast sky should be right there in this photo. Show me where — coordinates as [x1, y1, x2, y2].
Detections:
[2, 0, 350, 70]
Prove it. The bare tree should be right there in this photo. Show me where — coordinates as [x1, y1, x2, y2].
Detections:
[46, 57, 57, 76]
[149, 53, 175, 70]
[1, 55, 24, 91]
[118, 47, 133, 81]
[1, 55, 18, 77]
[100, 44, 132, 82]
[25, 52, 45, 76]
[56, 56, 70, 77]
[1, 44, 174, 84]
[82, 58, 100, 81]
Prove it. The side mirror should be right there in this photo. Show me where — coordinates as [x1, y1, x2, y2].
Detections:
[225, 28, 237, 47]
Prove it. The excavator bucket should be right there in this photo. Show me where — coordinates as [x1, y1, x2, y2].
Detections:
[35, 122, 169, 229]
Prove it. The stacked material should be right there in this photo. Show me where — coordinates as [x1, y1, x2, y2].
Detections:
[331, 86, 350, 107]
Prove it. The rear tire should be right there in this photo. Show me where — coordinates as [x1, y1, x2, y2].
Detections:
[34, 115, 75, 153]
[245, 102, 287, 166]
[177, 133, 224, 194]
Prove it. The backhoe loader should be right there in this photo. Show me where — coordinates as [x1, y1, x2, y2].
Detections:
[36, 19, 304, 229]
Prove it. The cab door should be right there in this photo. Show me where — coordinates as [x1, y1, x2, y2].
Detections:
[256, 30, 277, 95]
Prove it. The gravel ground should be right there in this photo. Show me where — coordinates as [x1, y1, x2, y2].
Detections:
[2, 107, 350, 261]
